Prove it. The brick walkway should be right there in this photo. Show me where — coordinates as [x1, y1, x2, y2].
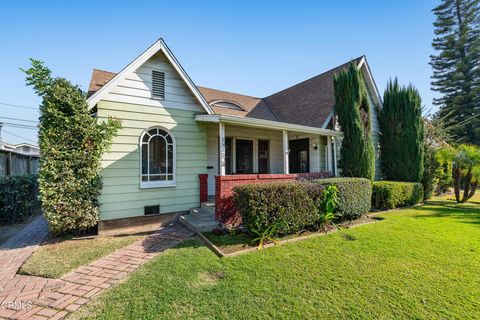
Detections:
[0, 218, 193, 320]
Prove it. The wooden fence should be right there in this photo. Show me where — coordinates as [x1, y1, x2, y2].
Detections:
[0, 150, 39, 176]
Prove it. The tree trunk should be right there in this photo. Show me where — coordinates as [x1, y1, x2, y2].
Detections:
[466, 181, 479, 201]
[461, 168, 473, 203]
[453, 166, 461, 202]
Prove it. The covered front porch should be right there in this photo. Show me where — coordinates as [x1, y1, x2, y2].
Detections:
[196, 114, 342, 196]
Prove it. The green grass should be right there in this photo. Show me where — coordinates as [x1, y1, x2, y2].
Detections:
[19, 234, 144, 278]
[71, 199, 480, 319]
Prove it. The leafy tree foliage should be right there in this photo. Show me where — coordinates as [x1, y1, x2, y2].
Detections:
[379, 79, 424, 182]
[430, 0, 480, 144]
[22, 59, 120, 234]
[334, 63, 375, 180]
[422, 118, 452, 199]
[437, 144, 480, 202]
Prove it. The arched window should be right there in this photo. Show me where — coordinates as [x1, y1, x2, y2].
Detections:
[140, 127, 176, 187]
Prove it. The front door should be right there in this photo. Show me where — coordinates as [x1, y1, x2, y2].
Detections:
[258, 140, 269, 174]
[289, 138, 309, 173]
[235, 139, 253, 173]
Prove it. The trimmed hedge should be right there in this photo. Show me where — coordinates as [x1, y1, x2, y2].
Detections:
[312, 178, 372, 220]
[0, 174, 39, 224]
[233, 182, 319, 236]
[372, 181, 424, 209]
[233, 177, 372, 235]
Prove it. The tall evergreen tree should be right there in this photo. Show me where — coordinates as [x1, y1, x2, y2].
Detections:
[380, 79, 425, 182]
[430, 0, 480, 144]
[334, 63, 375, 180]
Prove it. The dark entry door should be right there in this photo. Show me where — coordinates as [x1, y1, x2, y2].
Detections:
[236, 139, 253, 173]
[258, 140, 269, 174]
[289, 138, 309, 173]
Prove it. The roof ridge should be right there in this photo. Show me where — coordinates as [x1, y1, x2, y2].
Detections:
[197, 85, 261, 100]
[265, 55, 365, 99]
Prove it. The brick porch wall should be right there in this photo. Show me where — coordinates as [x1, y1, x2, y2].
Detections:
[215, 171, 333, 227]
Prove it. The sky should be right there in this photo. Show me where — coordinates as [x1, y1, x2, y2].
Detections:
[0, 0, 440, 145]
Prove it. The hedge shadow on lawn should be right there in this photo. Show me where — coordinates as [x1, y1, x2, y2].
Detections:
[411, 201, 480, 226]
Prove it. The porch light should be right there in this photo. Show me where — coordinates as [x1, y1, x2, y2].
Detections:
[312, 143, 318, 150]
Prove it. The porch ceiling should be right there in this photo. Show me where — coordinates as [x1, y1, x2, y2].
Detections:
[195, 114, 342, 137]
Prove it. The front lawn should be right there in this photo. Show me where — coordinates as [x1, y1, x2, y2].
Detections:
[72, 199, 480, 319]
[19, 234, 144, 278]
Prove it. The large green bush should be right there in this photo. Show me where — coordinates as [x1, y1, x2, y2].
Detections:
[372, 181, 424, 210]
[380, 79, 424, 182]
[233, 182, 318, 236]
[233, 178, 372, 236]
[23, 60, 120, 234]
[0, 174, 39, 224]
[334, 63, 375, 180]
[312, 178, 372, 220]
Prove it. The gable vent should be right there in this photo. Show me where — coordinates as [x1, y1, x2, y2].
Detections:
[151, 70, 165, 99]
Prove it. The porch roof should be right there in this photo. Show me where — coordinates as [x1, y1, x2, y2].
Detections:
[195, 114, 342, 137]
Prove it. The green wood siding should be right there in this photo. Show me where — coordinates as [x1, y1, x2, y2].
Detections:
[97, 100, 207, 220]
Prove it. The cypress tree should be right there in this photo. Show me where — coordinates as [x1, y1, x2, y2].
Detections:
[380, 79, 424, 182]
[430, 0, 480, 144]
[334, 63, 375, 180]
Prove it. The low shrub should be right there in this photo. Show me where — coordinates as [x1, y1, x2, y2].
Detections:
[0, 174, 39, 224]
[311, 178, 372, 220]
[372, 181, 424, 209]
[233, 182, 318, 236]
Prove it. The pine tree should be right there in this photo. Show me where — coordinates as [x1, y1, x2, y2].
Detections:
[380, 79, 424, 182]
[430, 0, 480, 145]
[334, 63, 375, 180]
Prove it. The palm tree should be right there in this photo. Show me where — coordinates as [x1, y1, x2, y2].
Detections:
[437, 144, 480, 202]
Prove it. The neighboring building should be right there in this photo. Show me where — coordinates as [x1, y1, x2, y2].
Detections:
[0, 141, 40, 176]
[86, 39, 382, 233]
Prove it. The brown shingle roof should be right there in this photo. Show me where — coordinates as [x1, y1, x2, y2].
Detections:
[263, 57, 364, 128]
[87, 56, 365, 128]
[197, 86, 277, 121]
[87, 69, 117, 98]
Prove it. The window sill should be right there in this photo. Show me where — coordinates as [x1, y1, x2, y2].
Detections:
[140, 181, 176, 189]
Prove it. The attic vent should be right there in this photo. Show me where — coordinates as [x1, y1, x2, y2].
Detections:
[144, 204, 160, 215]
[151, 70, 165, 99]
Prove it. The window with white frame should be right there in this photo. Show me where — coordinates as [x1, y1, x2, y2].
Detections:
[140, 127, 175, 187]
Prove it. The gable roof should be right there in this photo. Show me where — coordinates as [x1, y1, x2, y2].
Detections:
[86, 39, 214, 114]
[263, 57, 364, 128]
[88, 49, 378, 129]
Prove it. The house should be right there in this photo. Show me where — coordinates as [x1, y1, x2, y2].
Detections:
[86, 39, 382, 234]
[0, 136, 40, 176]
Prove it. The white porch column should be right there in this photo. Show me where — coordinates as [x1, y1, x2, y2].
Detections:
[333, 137, 338, 177]
[282, 130, 289, 174]
[326, 136, 333, 172]
[219, 122, 226, 176]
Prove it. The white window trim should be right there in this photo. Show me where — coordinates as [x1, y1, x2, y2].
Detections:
[139, 126, 176, 189]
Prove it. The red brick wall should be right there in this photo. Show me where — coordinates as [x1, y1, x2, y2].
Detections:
[215, 171, 332, 227]
[199, 174, 208, 203]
